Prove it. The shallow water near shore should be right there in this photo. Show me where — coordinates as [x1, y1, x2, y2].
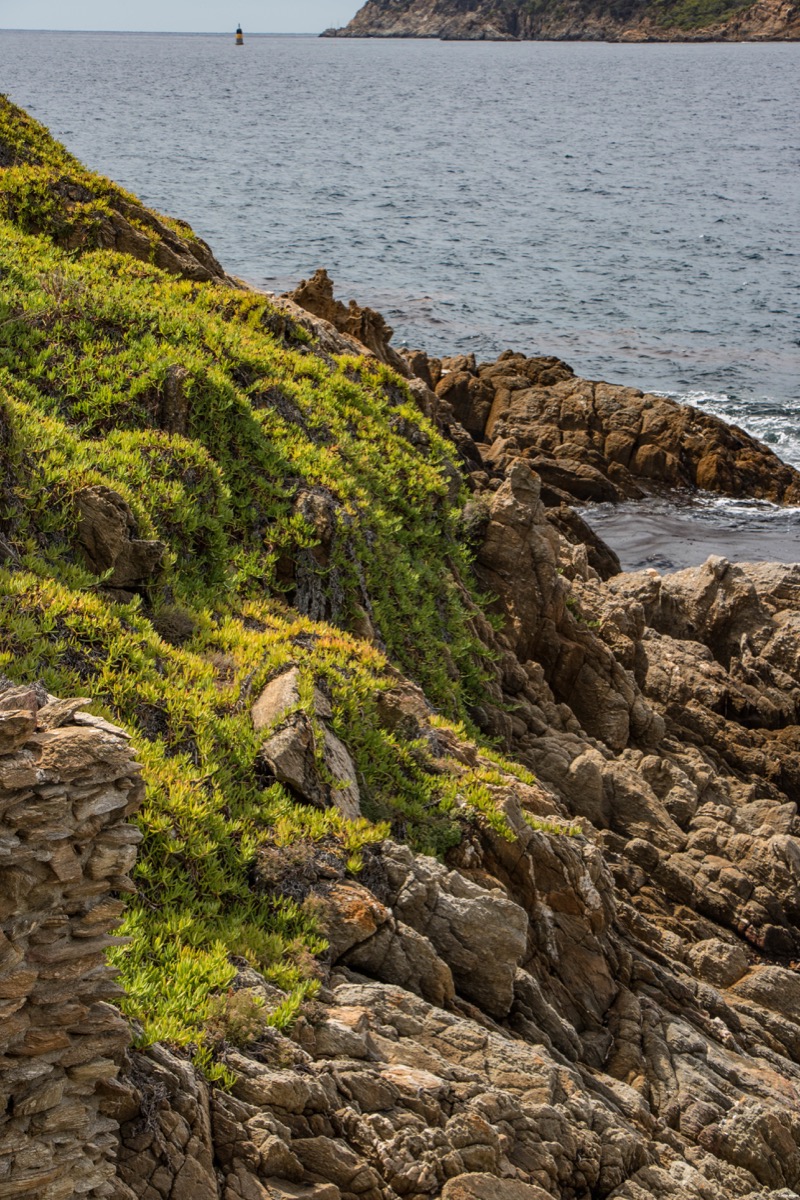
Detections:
[583, 494, 800, 572]
[2, 30, 799, 565]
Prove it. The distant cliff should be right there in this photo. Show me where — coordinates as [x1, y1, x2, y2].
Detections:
[323, 0, 800, 40]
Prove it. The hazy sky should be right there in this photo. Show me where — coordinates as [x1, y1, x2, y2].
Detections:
[0, 2, 359, 34]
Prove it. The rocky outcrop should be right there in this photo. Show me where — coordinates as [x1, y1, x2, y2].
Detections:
[72, 189, 226, 282]
[80, 278, 800, 1200]
[284, 270, 411, 377]
[324, 0, 800, 40]
[111, 787, 800, 1199]
[102, 493, 800, 1200]
[8, 124, 800, 1199]
[0, 97, 230, 282]
[76, 486, 166, 594]
[0, 684, 144, 1199]
[252, 668, 361, 820]
[419, 348, 800, 507]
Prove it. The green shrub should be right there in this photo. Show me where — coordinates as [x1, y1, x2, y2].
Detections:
[0, 96, 571, 1063]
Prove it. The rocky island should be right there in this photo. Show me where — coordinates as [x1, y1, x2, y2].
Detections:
[2, 97, 800, 1200]
[323, 0, 800, 41]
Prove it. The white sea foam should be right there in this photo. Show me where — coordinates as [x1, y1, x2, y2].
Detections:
[667, 390, 800, 472]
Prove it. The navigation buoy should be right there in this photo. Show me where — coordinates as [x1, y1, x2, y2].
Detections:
[235, 24, 244, 44]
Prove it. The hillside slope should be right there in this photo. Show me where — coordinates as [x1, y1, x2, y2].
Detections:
[4, 96, 800, 1200]
[0, 93, 514, 1048]
[324, 0, 800, 40]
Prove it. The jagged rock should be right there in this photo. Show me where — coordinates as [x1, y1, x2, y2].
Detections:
[729, 964, 800, 1015]
[400, 348, 441, 390]
[0, 708, 38, 753]
[409, 349, 800, 510]
[546, 503, 622, 580]
[291, 1136, 382, 1195]
[284, 269, 410, 377]
[265, 1183, 341, 1200]
[473, 458, 657, 750]
[75, 485, 165, 589]
[322, 728, 361, 821]
[12, 97, 800, 1200]
[0, 681, 44, 712]
[435, 370, 495, 441]
[254, 669, 360, 819]
[258, 716, 360, 819]
[687, 938, 749, 987]
[323, 879, 455, 1006]
[381, 842, 529, 1018]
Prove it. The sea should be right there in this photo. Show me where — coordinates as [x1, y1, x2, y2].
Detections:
[2, 30, 799, 569]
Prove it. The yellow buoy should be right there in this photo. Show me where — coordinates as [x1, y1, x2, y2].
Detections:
[235, 24, 244, 44]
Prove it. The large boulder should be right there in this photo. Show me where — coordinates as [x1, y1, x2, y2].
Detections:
[75, 485, 165, 590]
[252, 668, 360, 819]
[381, 842, 529, 1019]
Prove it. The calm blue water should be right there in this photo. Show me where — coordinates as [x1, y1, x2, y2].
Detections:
[2, 31, 799, 565]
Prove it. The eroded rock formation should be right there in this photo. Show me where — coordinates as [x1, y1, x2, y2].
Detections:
[107, 458, 800, 1198]
[7, 267, 800, 1200]
[418, 348, 800, 508]
[283, 270, 411, 377]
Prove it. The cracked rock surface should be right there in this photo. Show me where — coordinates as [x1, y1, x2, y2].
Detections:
[75, 315, 800, 1199]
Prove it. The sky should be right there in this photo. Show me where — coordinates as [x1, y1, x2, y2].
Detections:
[0, 2, 359, 34]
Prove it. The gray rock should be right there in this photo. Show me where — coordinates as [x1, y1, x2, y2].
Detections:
[688, 939, 749, 988]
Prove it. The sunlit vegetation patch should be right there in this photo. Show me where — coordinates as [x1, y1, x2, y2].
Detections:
[0, 96, 565, 1064]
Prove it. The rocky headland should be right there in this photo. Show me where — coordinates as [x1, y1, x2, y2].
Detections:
[323, 0, 800, 41]
[3, 98, 800, 1200]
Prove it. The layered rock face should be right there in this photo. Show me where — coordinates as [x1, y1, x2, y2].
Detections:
[0, 685, 144, 1198]
[324, 0, 800, 40]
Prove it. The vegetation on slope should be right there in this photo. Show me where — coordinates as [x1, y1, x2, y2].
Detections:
[0, 96, 548, 1062]
[558, 0, 751, 31]
[341, 0, 756, 36]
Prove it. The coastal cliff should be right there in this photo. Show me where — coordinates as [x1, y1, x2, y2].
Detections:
[323, 0, 800, 41]
[4, 97, 800, 1200]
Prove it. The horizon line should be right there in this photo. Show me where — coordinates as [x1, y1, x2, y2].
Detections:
[0, 28, 324, 36]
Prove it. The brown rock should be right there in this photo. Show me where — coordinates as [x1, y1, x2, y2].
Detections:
[284, 269, 409, 377]
[251, 668, 302, 731]
[259, 715, 360, 819]
[291, 1136, 381, 1193]
[442, 1175, 552, 1200]
[688, 938, 749, 988]
[0, 709, 37, 755]
[435, 371, 495, 440]
[264, 1181, 341, 1200]
[75, 485, 165, 588]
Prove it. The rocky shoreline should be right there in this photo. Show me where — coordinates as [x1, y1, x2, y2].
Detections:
[323, 0, 800, 42]
[4, 101, 800, 1200]
[106, 279, 800, 1199]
